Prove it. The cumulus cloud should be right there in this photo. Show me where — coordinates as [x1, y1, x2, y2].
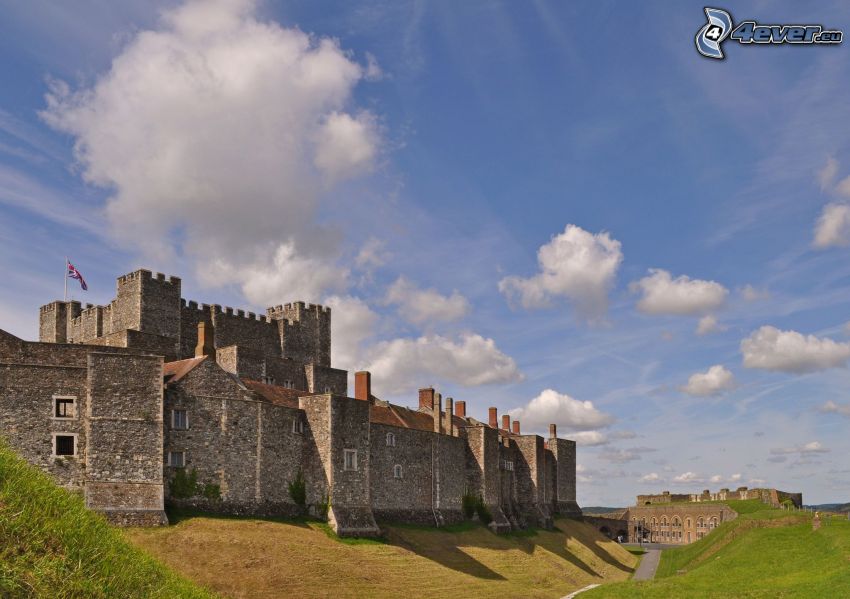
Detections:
[741, 326, 850, 373]
[498, 224, 622, 319]
[639, 472, 661, 483]
[672, 471, 703, 484]
[631, 269, 728, 316]
[709, 474, 722, 484]
[710, 473, 742, 484]
[680, 365, 736, 397]
[770, 441, 830, 456]
[696, 314, 725, 336]
[355, 237, 389, 270]
[813, 203, 850, 248]
[508, 389, 614, 433]
[364, 333, 522, 395]
[324, 295, 379, 370]
[599, 447, 655, 464]
[385, 277, 470, 325]
[570, 431, 609, 447]
[818, 157, 838, 191]
[818, 400, 850, 418]
[41, 0, 381, 303]
[740, 284, 769, 302]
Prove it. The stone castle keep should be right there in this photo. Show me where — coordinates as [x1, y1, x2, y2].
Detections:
[0, 269, 580, 535]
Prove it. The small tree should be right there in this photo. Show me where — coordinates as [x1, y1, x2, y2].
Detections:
[288, 469, 307, 512]
[170, 468, 199, 499]
[474, 495, 492, 526]
[461, 491, 477, 520]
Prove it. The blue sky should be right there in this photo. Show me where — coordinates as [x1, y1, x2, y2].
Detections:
[2, 0, 850, 506]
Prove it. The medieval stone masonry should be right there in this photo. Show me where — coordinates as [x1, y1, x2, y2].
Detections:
[0, 269, 581, 535]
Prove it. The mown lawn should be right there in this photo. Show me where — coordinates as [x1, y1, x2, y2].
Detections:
[0, 442, 215, 599]
[584, 504, 850, 598]
[126, 513, 638, 598]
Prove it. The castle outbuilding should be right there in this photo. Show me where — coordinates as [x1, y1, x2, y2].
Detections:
[1, 269, 581, 535]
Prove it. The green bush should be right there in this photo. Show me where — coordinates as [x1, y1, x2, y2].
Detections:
[201, 483, 221, 501]
[170, 468, 199, 499]
[288, 470, 307, 510]
[462, 492, 477, 520]
[474, 495, 493, 526]
[315, 493, 330, 520]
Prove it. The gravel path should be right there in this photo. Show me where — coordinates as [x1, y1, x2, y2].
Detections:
[632, 548, 661, 581]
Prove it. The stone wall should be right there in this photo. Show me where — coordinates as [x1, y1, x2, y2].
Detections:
[269, 302, 331, 367]
[305, 363, 348, 395]
[550, 437, 580, 516]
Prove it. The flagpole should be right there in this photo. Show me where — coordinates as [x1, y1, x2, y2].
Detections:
[63, 256, 68, 303]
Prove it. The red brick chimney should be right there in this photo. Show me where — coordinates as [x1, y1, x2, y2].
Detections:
[549, 423, 557, 438]
[419, 387, 434, 411]
[488, 407, 498, 428]
[195, 321, 215, 359]
[354, 371, 371, 401]
[501, 414, 510, 431]
[455, 401, 466, 418]
[512, 420, 520, 435]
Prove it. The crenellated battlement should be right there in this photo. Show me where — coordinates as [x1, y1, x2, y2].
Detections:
[117, 269, 181, 287]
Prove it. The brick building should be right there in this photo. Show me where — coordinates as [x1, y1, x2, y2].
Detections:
[0, 269, 581, 535]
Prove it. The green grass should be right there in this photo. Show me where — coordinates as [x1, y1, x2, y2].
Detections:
[584, 502, 850, 598]
[0, 441, 215, 598]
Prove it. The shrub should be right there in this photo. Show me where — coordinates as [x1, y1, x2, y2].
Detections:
[315, 493, 330, 520]
[462, 491, 477, 520]
[170, 468, 199, 499]
[201, 483, 221, 501]
[474, 495, 492, 526]
[288, 469, 307, 511]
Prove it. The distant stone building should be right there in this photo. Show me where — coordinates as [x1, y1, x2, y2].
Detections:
[588, 487, 802, 545]
[1, 269, 581, 535]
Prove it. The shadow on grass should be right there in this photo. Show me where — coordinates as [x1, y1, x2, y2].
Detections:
[165, 506, 313, 529]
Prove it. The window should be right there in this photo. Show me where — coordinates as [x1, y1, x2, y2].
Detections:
[292, 418, 304, 434]
[172, 409, 188, 430]
[54, 434, 76, 457]
[168, 451, 185, 467]
[283, 380, 294, 389]
[53, 396, 76, 419]
[502, 460, 514, 471]
[323, 386, 332, 393]
[393, 464, 403, 479]
[262, 375, 275, 385]
[386, 432, 396, 447]
[343, 449, 357, 471]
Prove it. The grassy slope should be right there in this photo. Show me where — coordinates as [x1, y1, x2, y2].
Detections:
[584, 501, 850, 598]
[0, 443, 215, 598]
[126, 512, 638, 598]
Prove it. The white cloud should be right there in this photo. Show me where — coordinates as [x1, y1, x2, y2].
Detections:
[818, 400, 850, 418]
[813, 203, 850, 248]
[696, 314, 725, 336]
[498, 224, 622, 318]
[740, 284, 769, 302]
[680, 365, 736, 397]
[770, 441, 830, 456]
[508, 388, 614, 433]
[41, 0, 380, 300]
[324, 295, 379, 370]
[729, 473, 742, 483]
[672, 471, 703, 484]
[355, 237, 389, 270]
[818, 157, 838, 191]
[385, 277, 470, 325]
[365, 333, 522, 395]
[570, 431, 609, 447]
[631, 269, 727, 316]
[599, 446, 655, 464]
[709, 474, 722, 484]
[709, 473, 741, 484]
[838, 175, 850, 198]
[741, 326, 850, 373]
[639, 472, 661, 483]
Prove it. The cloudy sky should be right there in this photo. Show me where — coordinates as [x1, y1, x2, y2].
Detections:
[2, 0, 850, 506]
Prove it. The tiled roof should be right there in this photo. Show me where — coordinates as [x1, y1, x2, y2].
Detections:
[243, 379, 309, 408]
[369, 402, 469, 433]
[163, 357, 206, 383]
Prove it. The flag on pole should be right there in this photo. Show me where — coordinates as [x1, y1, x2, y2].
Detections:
[67, 261, 88, 291]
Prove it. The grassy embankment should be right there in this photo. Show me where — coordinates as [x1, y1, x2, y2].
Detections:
[584, 499, 850, 598]
[0, 442, 215, 598]
[127, 509, 638, 598]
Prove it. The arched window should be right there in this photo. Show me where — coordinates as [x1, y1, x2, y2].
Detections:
[650, 518, 657, 528]
[698, 517, 704, 528]
[386, 432, 396, 447]
[672, 517, 681, 529]
[661, 517, 668, 527]
[686, 518, 691, 528]
[711, 517, 718, 529]
[393, 464, 403, 479]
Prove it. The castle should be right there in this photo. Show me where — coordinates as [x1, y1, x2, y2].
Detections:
[0, 269, 580, 535]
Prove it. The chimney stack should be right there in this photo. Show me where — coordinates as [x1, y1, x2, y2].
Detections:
[419, 387, 435, 411]
[195, 321, 215, 359]
[433, 392, 443, 434]
[354, 371, 371, 401]
[445, 397, 454, 436]
[455, 400, 466, 418]
[512, 420, 520, 435]
[488, 407, 498, 428]
[549, 423, 557, 438]
[501, 414, 510, 431]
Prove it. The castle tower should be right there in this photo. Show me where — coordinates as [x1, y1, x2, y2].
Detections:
[267, 302, 331, 367]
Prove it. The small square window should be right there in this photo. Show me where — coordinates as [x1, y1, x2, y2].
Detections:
[168, 451, 185, 467]
[393, 464, 403, 479]
[292, 419, 304, 434]
[323, 386, 332, 393]
[54, 396, 75, 419]
[172, 409, 188, 430]
[54, 434, 75, 456]
[343, 449, 357, 471]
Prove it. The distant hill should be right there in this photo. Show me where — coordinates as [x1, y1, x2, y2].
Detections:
[0, 441, 213, 598]
[806, 503, 850, 513]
